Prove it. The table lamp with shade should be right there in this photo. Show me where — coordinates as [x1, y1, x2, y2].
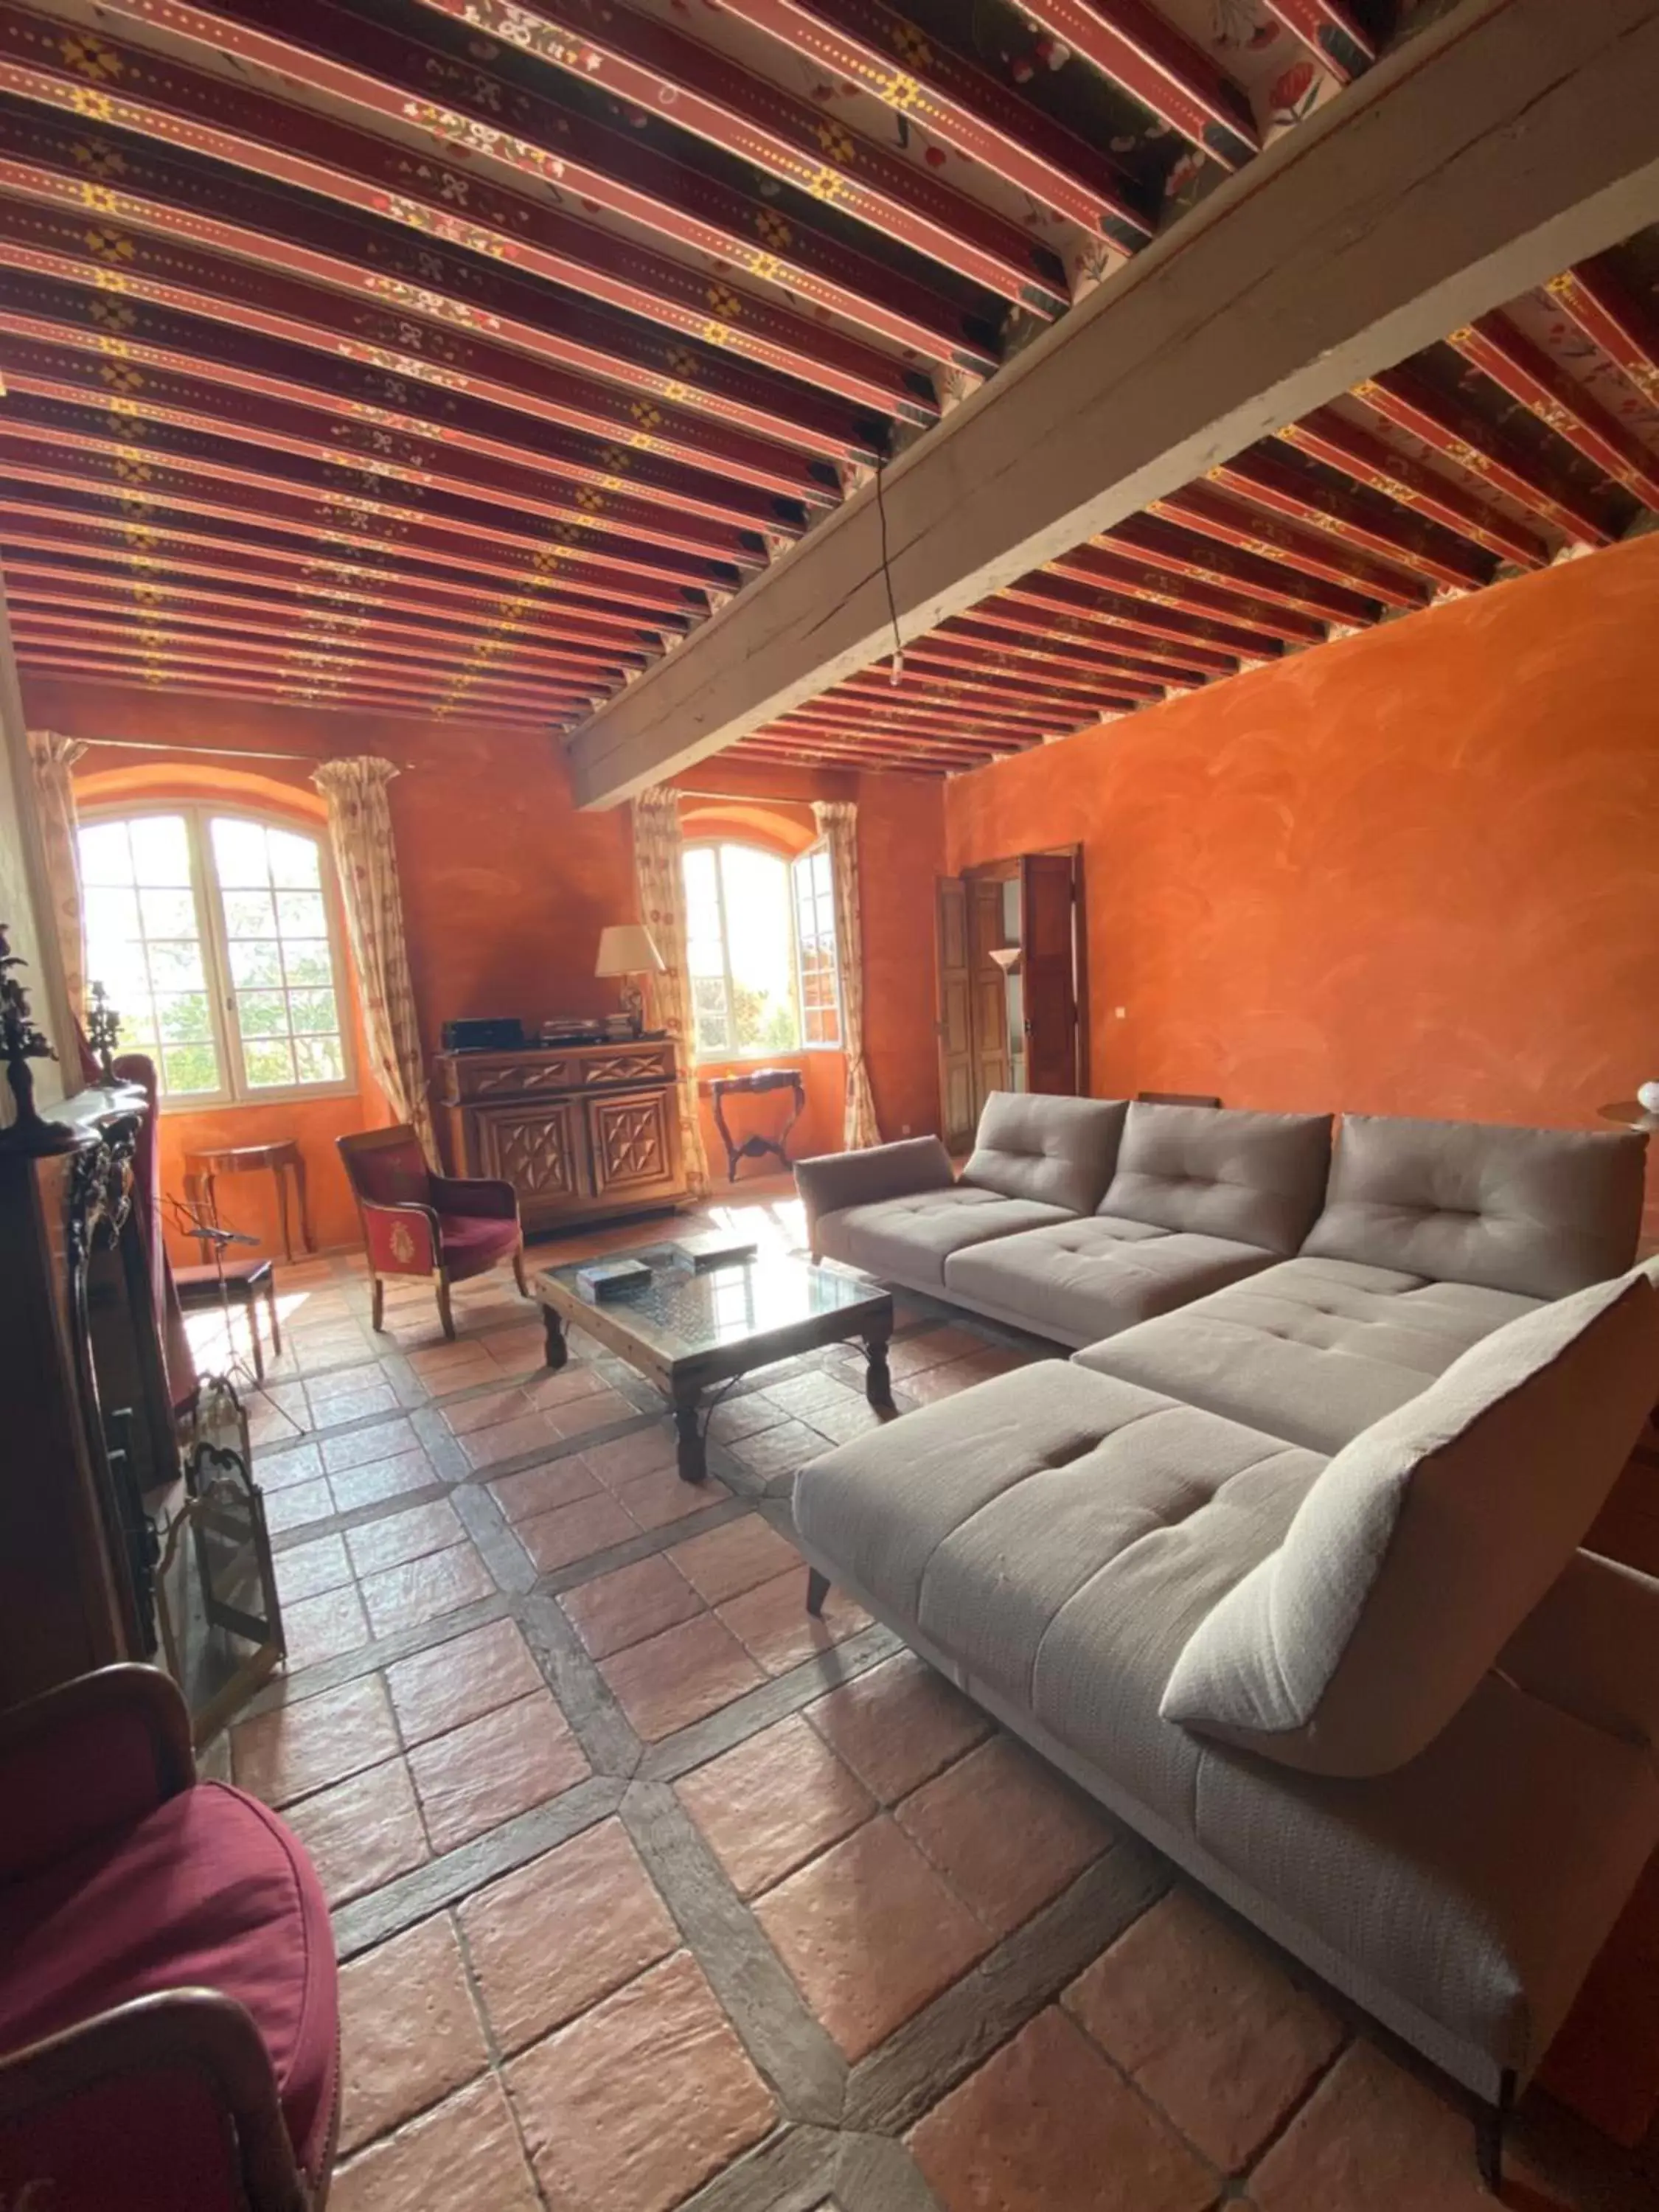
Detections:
[595, 922, 666, 1037]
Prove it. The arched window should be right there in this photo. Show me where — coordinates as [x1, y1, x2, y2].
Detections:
[682, 840, 841, 1062]
[77, 806, 355, 1105]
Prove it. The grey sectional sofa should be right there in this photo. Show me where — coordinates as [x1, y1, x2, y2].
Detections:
[793, 1096, 1659, 2180]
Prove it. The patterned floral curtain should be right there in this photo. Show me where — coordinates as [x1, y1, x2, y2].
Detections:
[27, 730, 88, 1027]
[312, 759, 438, 1167]
[813, 799, 881, 1151]
[631, 786, 710, 1197]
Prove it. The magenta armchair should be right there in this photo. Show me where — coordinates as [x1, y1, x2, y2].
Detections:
[338, 1124, 529, 1338]
[0, 1666, 339, 2211]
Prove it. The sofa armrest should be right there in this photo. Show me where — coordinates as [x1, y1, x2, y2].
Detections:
[359, 1197, 440, 1277]
[0, 1666, 194, 1882]
[430, 1174, 519, 1221]
[0, 1990, 307, 2212]
[795, 1138, 955, 1255]
[1497, 1549, 1659, 1756]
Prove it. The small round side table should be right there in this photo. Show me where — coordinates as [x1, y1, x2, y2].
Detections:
[184, 1140, 315, 1262]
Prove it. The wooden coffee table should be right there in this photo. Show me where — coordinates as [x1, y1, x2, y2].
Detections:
[532, 1240, 894, 1484]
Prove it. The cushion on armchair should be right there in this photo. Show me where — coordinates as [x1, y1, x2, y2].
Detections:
[438, 1210, 524, 1277]
[344, 1133, 432, 1208]
[0, 1780, 338, 2190]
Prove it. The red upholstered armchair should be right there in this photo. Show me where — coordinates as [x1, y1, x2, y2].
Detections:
[338, 1123, 529, 1338]
[0, 1666, 339, 2211]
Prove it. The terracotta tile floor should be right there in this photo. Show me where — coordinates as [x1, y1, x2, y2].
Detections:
[203, 1188, 1659, 2211]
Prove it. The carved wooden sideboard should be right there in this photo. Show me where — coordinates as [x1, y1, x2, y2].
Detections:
[434, 1040, 688, 1234]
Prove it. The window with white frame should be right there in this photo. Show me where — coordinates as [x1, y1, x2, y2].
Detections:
[683, 840, 842, 1062]
[77, 807, 355, 1105]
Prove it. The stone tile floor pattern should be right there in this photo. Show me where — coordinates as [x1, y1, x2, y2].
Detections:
[184, 1183, 1659, 2212]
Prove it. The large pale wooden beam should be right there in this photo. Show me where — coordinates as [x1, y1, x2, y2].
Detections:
[568, 0, 1659, 807]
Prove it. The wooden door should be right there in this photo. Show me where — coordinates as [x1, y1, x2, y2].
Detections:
[1020, 850, 1079, 1096]
[935, 876, 975, 1147]
[968, 876, 1012, 1119]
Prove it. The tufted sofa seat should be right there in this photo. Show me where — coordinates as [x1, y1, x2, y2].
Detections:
[793, 1097, 1658, 2169]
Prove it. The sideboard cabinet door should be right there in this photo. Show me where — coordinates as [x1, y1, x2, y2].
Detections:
[585, 1088, 681, 1203]
[473, 1099, 588, 1225]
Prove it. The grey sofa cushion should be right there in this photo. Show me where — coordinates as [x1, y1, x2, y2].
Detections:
[796, 1136, 954, 1256]
[1301, 1113, 1646, 1299]
[1101, 1103, 1333, 1255]
[1161, 1269, 1659, 1777]
[962, 1091, 1127, 1216]
[944, 1215, 1276, 1348]
[1195, 1673, 1659, 2080]
[793, 1361, 1324, 1829]
[814, 1186, 1074, 1290]
[1072, 1255, 1542, 1453]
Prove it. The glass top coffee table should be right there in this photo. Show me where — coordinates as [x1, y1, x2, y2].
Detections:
[532, 1240, 894, 1484]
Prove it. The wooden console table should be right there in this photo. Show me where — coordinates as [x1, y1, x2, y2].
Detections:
[434, 1038, 687, 1233]
[705, 1066, 807, 1183]
[184, 1140, 313, 1262]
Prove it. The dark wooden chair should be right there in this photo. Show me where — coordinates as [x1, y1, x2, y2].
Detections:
[1136, 1091, 1222, 1107]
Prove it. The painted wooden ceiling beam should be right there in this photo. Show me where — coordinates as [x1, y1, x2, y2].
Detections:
[1048, 541, 1322, 647]
[992, 574, 1237, 677]
[1258, 1, 1375, 87]
[0, 491, 683, 641]
[0, 164, 848, 501]
[0, 553, 641, 678]
[0, 408, 740, 602]
[8, 606, 589, 710]
[1546, 257, 1659, 407]
[10, 641, 562, 726]
[1015, 0, 1257, 170]
[0, 352, 772, 571]
[1276, 404, 1551, 569]
[4, 580, 615, 691]
[394, 0, 1069, 308]
[1358, 363, 1619, 544]
[0, 521, 666, 666]
[706, 0, 1151, 243]
[1, 0, 990, 378]
[945, 605, 1206, 690]
[0, 254, 813, 535]
[1208, 447, 1493, 592]
[1447, 309, 1659, 512]
[1150, 483, 1428, 608]
[1102, 512, 1382, 625]
[568, 0, 1659, 804]
[900, 634, 1166, 703]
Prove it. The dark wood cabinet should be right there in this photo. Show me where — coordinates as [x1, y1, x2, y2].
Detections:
[435, 1042, 687, 1233]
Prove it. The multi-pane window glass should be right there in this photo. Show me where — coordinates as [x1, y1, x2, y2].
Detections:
[682, 841, 841, 1062]
[78, 810, 352, 1105]
[791, 845, 842, 1048]
[80, 813, 222, 1098]
[210, 818, 346, 1091]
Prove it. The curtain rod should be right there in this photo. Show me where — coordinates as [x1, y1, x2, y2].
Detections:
[72, 734, 417, 768]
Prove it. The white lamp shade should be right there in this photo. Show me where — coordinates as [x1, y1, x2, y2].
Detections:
[595, 922, 666, 977]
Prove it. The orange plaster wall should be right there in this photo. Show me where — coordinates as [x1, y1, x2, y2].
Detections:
[22, 680, 948, 1254]
[944, 535, 1659, 1218]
